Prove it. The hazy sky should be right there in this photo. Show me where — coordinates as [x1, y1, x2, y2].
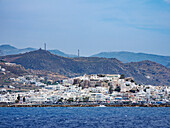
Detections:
[0, 0, 170, 56]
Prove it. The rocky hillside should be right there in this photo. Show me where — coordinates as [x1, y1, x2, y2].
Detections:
[0, 62, 29, 76]
[0, 61, 30, 86]
[0, 49, 170, 86]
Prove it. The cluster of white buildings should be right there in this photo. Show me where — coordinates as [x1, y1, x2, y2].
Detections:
[9, 75, 46, 86]
[0, 65, 6, 72]
[0, 74, 169, 105]
[0, 62, 17, 73]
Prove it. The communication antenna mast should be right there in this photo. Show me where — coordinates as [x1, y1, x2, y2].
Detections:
[78, 49, 80, 57]
[44, 43, 46, 50]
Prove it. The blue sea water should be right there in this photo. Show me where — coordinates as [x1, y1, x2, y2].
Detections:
[0, 107, 169, 128]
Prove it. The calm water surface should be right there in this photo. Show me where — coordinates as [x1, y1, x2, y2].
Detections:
[0, 107, 169, 128]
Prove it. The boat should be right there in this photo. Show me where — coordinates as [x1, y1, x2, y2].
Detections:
[97, 105, 106, 107]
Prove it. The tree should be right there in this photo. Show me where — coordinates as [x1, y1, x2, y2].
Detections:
[83, 97, 89, 102]
[47, 81, 52, 85]
[130, 79, 134, 83]
[130, 89, 136, 93]
[114, 86, 121, 92]
[67, 98, 74, 103]
[109, 85, 113, 94]
[75, 97, 79, 101]
[120, 74, 125, 79]
[30, 82, 35, 85]
[58, 99, 63, 102]
[23, 97, 26, 102]
[17, 94, 20, 101]
[15, 100, 19, 103]
[26, 77, 31, 80]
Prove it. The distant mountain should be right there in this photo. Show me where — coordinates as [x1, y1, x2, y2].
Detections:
[0, 45, 36, 55]
[0, 44, 77, 57]
[0, 50, 3, 56]
[0, 45, 18, 55]
[19, 47, 37, 54]
[0, 44, 17, 50]
[49, 50, 77, 58]
[166, 63, 170, 68]
[0, 49, 170, 86]
[91, 51, 170, 67]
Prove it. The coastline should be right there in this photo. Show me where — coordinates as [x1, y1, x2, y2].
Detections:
[0, 104, 169, 107]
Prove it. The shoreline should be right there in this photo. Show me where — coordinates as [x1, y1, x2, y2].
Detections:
[0, 104, 169, 107]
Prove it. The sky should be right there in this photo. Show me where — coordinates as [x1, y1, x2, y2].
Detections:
[0, 0, 170, 56]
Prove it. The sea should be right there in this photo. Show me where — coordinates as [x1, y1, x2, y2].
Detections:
[0, 107, 169, 128]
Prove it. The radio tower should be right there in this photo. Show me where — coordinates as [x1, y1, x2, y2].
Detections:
[44, 43, 46, 50]
[78, 49, 80, 58]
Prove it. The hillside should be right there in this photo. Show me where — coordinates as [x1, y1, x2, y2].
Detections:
[0, 49, 170, 86]
[0, 62, 30, 88]
[0, 62, 29, 76]
[91, 51, 170, 67]
[1, 45, 170, 68]
[0, 61, 68, 92]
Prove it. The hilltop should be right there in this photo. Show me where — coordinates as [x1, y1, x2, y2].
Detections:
[1, 45, 170, 68]
[0, 49, 170, 86]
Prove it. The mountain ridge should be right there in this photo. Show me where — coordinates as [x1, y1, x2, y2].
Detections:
[91, 51, 170, 67]
[0, 49, 169, 86]
[0, 44, 77, 57]
[0, 44, 36, 55]
[1, 44, 170, 68]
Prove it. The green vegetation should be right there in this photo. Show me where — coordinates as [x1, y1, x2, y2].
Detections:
[23, 97, 26, 102]
[114, 86, 121, 92]
[17, 94, 20, 101]
[120, 74, 125, 79]
[83, 97, 89, 102]
[0, 60, 6, 62]
[67, 98, 74, 102]
[109, 85, 113, 94]
[58, 99, 63, 102]
[4, 80, 10, 83]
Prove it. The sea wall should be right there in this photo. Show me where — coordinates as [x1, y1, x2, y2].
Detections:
[0, 104, 169, 107]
